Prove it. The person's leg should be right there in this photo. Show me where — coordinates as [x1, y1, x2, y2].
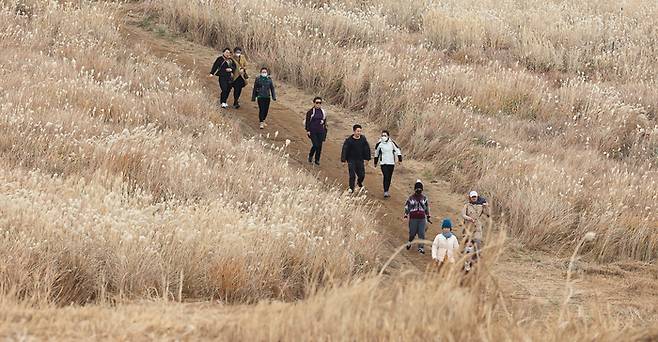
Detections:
[347, 161, 357, 191]
[308, 133, 319, 162]
[381, 165, 393, 192]
[408, 219, 418, 247]
[417, 219, 426, 251]
[314, 132, 325, 163]
[262, 97, 271, 122]
[257, 98, 266, 122]
[219, 77, 231, 104]
[233, 78, 244, 105]
[356, 161, 365, 188]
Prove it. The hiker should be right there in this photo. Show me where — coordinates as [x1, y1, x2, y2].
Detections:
[374, 130, 402, 198]
[305, 96, 328, 166]
[432, 219, 460, 267]
[341, 124, 371, 193]
[209, 48, 236, 109]
[404, 180, 432, 254]
[251, 67, 276, 129]
[231, 47, 248, 109]
[461, 190, 489, 251]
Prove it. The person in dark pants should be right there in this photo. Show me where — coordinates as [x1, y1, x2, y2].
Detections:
[251, 67, 276, 129]
[404, 180, 432, 254]
[305, 96, 328, 166]
[374, 130, 402, 198]
[341, 124, 371, 193]
[231, 47, 248, 109]
[208, 48, 236, 109]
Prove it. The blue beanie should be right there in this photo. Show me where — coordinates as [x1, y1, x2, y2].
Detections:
[441, 219, 453, 229]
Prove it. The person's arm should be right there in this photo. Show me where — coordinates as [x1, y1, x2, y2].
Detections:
[374, 142, 381, 166]
[305, 110, 312, 133]
[393, 141, 403, 162]
[364, 138, 372, 161]
[462, 204, 473, 222]
[452, 236, 460, 251]
[432, 235, 441, 260]
[270, 79, 276, 101]
[424, 196, 431, 222]
[403, 197, 410, 218]
[251, 78, 258, 101]
[341, 139, 349, 163]
[209, 58, 221, 76]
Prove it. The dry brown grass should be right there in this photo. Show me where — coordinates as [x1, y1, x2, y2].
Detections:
[149, 0, 658, 262]
[0, 0, 381, 306]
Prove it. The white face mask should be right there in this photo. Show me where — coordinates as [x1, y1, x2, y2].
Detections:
[382, 136, 389, 142]
[261, 72, 268, 77]
[235, 53, 241, 57]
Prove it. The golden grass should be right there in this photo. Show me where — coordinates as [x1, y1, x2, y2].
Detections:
[149, 0, 658, 261]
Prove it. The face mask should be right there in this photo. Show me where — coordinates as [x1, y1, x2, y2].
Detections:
[235, 53, 241, 57]
[382, 136, 389, 142]
[442, 231, 452, 239]
[261, 73, 268, 77]
[415, 189, 422, 195]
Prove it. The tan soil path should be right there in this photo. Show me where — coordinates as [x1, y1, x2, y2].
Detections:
[119, 7, 658, 323]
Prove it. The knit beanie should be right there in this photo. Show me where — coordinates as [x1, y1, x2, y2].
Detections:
[414, 179, 423, 191]
[441, 219, 453, 229]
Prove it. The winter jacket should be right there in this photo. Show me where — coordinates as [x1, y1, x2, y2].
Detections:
[252, 76, 276, 100]
[404, 194, 430, 220]
[341, 136, 371, 162]
[461, 197, 488, 240]
[210, 57, 236, 80]
[233, 55, 248, 81]
[432, 233, 460, 263]
[374, 139, 402, 166]
[305, 108, 327, 134]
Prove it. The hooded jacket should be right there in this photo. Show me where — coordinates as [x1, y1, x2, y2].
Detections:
[461, 196, 488, 240]
[432, 233, 460, 263]
[233, 54, 248, 81]
[210, 57, 236, 80]
[341, 135, 371, 162]
[374, 138, 402, 166]
[305, 108, 327, 134]
[252, 76, 276, 100]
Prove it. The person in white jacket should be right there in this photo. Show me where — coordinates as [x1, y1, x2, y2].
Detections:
[432, 218, 460, 267]
[373, 130, 402, 198]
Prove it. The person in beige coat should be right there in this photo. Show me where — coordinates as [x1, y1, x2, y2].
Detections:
[432, 219, 460, 267]
[461, 190, 489, 250]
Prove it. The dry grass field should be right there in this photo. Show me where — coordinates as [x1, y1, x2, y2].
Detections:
[1, 0, 657, 340]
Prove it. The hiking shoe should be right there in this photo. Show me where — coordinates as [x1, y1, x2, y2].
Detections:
[418, 247, 425, 254]
[406, 243, 411, 250]
[314, 161, 320, 166]
[308, 156, 313, 164]
[233, 103, 240, 109]
[221, 103, 229, 108]
[384, 191, 390, 198]
[259, 122, 264, 129]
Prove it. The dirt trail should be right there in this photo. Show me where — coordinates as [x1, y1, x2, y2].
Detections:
[119, 7, 658, 322]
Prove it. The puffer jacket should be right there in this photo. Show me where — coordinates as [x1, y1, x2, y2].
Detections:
[374, 139, 402, 166]
[432, 233, 460, 263]
[252, 76, 276, 100]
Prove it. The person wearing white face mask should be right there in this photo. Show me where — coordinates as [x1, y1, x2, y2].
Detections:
[231, 47, 249, 109]
[251, 67, 277, 129]
[374, 130, 402, 198]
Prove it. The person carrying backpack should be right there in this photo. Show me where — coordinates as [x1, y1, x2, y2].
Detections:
[461, 190, 489, 251]
[251, 67, 276, 129]
[432, 219, 460, 267]
[341, 124, 371, 193]
[305, 97, 328, 166]
[404, 180, 432, 254]
[209, 48, 236, 109]
[231, 47, 249, 109]
[374, 130, 402, 198]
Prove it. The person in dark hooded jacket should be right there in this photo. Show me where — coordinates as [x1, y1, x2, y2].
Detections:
[209, 48, 236, 109]
[305, 96, 328, 165]
[251, 67, 276, 129]
[341, 124, 371, 193]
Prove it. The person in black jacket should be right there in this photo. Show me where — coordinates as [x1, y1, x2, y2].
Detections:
[251, 67, 276, 129]
[208, 48, 236, 109]
[305, 96, 328, 166]
[341, 124, 371, 193]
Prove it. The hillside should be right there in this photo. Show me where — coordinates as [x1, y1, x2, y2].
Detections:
[0, 1, 656, 340]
